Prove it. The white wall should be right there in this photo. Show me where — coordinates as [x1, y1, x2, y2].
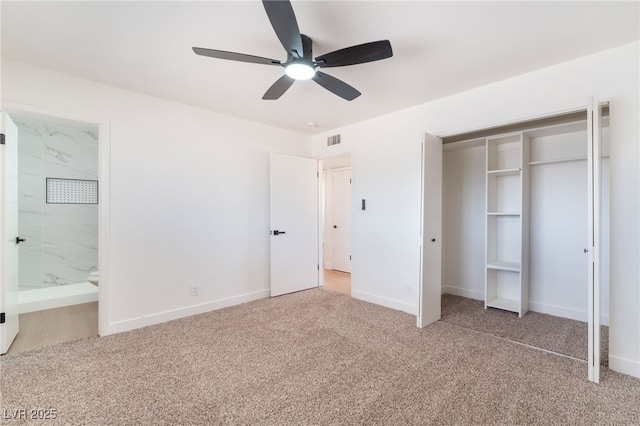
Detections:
[318, 125, 424, 314]
[442, 144, 485, 300]
[2, 60, 311, 334]
[312, 42, 639, 378]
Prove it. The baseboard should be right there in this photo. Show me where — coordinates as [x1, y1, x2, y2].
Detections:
[528, 300, 610, 326]
[107, 289, 270, 335]
[352, 290, 417, 316]
[442, 286, 610, 326]
[609, 355, 640, 379]
[442, 286, 484, 301]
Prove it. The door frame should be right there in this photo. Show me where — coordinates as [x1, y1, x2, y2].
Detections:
[2, 101, 111, 337]
[587, 96, 602, 383]
[318, 153, 354, 293]
[438, 101, 608, 382]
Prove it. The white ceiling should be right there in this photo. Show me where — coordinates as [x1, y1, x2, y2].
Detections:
[1, 1, 638, 135]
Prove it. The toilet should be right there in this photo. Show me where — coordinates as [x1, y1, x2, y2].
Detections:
[88, 271, 99, 286]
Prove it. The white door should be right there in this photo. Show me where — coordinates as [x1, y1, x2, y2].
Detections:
[332, 168, 351, 273]
[418, 132, 443, 328]
[587, 96, 603, 383]
[1, 112, 20, 354]
[270, 153, 319, 297]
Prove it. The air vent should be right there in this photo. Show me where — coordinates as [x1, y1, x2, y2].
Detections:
[327, 134, 341, 146]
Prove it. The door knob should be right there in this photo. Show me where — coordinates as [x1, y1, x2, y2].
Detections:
[272, 230, 286, 236]
[333, 225, 337, 229]
[16, 237, 26, 244]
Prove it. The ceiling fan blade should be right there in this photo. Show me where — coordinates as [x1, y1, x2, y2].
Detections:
[263, 75, 295, 100]
[312, 72, 361, 101]
[262, 0, 303, 58]
[193, 47, 281, 66]
[315, 40, 393, 68]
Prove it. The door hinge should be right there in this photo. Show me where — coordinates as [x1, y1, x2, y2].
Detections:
[317, 264, 319, 270]
[350, 255, 351, 260]
[0, 312, 5, 324]
[0, 134, 5, 145]
[317, 171, 319, 178]
[350, 178, 352, 184]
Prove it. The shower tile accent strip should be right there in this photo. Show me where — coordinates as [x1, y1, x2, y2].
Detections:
[46, 178, 98, 204]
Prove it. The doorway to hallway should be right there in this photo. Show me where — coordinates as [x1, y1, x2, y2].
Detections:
[323, 269, 351, 295]
[320, 154, 352, 296]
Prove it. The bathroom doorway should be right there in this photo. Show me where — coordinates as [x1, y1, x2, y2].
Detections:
[320, 154, 352, 295]
[1, 106, 109, 354]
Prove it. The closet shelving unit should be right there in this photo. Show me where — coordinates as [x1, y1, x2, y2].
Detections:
[485, 133, 529, 316]
[446, 111, 609, 320]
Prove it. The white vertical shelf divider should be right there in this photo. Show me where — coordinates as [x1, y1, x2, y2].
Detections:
[484, 133, 529, 317]
[520, 135, 530, 316]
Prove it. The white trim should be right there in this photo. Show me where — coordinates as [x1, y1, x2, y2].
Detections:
[442, 287, 610, 326]
[328, 165, 352, 173]
[107, 289, 269, 335]
[97, 118, 111, 337]
[587, 95, 602, 383]
[353, 290, 417, 315]
[1, 100, 111, 337]
[318, 162, 324, 286]
[609, 355, 640, 379]
[437, 104, 600, 139]
[528, 300, 609, 326]
[442, 286, 484, 301]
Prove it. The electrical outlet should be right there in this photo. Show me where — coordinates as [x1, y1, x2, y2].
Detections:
[406, 285, 413, 296]
[191, 284, 201, 296]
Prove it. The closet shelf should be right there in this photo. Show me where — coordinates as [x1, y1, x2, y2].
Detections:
[487, 261, 520, 272]
[486, 297, 520, 313]
[487, 168, 521, 176]
[487, 212, 520, 216]
[529, 153, 610, 166]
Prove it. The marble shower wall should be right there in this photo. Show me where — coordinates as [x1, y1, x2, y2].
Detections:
[17, 119, 98, 290]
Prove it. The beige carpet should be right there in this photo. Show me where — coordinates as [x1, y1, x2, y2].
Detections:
[440, 294, 609, 365]
[1, 289, 638, 425]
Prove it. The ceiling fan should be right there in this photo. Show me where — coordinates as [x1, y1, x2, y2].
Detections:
[192, 0, 393, 101]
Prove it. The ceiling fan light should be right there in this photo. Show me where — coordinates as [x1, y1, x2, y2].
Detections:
[285, 63, 315, 80]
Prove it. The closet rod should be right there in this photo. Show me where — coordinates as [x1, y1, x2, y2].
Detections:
[529, 153, 611, 166]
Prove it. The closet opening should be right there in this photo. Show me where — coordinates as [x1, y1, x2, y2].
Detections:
[439, 105, 610, 373]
